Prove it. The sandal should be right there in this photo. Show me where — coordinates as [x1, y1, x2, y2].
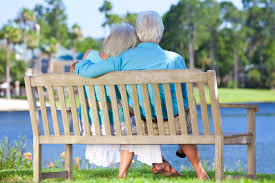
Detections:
[176, 150, 186, 158]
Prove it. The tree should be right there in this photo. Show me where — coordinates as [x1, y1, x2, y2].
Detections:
[69, 23, 83, 60]
[124, 13, 137, 26]
[16, 8, 36, 63]
[0, 25, 22, 99]
[40, 37, 59, 72]
[75, 37, 100, 53]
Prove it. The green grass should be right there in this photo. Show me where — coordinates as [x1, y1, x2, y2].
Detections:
[0, 168, 274, 183]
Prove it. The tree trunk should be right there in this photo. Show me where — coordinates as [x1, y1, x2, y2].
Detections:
[259, 41, 264, 74]
[233, 48, 238, 88]
[188, 39, 195, 69]
[209, 35, 215, 70]
[24, 30, 28, 63]
[47, 53, 53, 73]
[180, 42, 185, 58]
[6, 41, 11, 99]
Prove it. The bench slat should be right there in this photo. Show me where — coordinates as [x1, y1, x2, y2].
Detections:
[152, 84, 164, 135]
[37, 86, 50, 136]
[163, 84, 176, 135]
[141, 84, 154, 136]
[130, 84, 143, 135]
[109, 85, 122, 136]
[198, 83, 211, 135]
[98, 85, 112, 136]
[175, 83, 187, 135]
[68, 86, 80, 136]
[120, 85, 132, 135]
[57, 86, 70, 136]
[87, 86, 101, 136]
[47, 86, 60, 136]
[78, 86, 91, 136]
[186, 83, 199, 135]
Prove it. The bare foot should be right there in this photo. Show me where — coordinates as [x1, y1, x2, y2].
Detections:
[151, 159, 180, 176]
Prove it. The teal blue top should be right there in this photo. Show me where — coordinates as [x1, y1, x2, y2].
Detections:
[74, 43, 188, 119]
[77, 50, 124, 125]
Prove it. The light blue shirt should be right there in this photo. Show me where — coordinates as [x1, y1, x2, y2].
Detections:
[76, 50, 124, 125]
[74, 43, 188, 119]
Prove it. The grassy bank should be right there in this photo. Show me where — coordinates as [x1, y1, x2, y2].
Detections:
[0, 168, 274, 183]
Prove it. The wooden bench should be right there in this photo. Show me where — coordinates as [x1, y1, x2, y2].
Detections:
[24, 70, 258, 182]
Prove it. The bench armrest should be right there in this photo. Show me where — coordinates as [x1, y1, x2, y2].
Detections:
[219, 103, 259, 112]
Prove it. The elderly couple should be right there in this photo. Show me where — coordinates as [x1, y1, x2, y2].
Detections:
[71, 11, 209, 179]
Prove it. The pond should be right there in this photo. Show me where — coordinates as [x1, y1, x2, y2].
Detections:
[0, 103, 274, 173]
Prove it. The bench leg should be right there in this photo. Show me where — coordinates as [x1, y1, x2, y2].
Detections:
[247, 109, 256, 179]
[215, 136, 224, 181]
[65, 144, 73, 180]
[33, 138, 42, 183]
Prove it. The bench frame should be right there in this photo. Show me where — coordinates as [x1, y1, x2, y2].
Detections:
[25, 70, 258, 182]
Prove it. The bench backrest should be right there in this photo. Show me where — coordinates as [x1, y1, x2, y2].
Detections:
[25, 70, 223, 144]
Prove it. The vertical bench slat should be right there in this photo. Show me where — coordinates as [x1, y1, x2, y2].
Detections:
[198, 83, 211, 135]
[78, 86, 91, 136]
[152, 84, 164, 135]
[87, 86, 101, 136]
[175, 83, 187, 135]
[186, 83, 199, 135]
[163, 83, 176, 135]
[68, 86, 80, 136]
[109, 85, 122, 136]
[57, 86, 70, 136]
[25, 77, 41, 137]
[141, 84, 154, 136]
[37, 86, 50, 136]
[120, 84, 132, 135]
[130, 84, 143, 135]
[98, 85, 112, 136]
[47, 86, 60, 136]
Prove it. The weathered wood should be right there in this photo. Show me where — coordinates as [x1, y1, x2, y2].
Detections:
[39, 135, 215, 144]
[37, 86, 50, 136]
[98, 85, 112, 135]
[220, 103, 259, 112]
[33, 137, 41, 182]
[78, 86, 91, 136]
[141, 84, 154, 136]
[186, 83, 199, 135]
[163, 84, 176, 135]
[57, 87, 70, 136]
[197, 83, 210, 135]
[215, 136, 224, 181]
[152, 84, 165, 135]
[87, 86, 101, 136]
[247, 109, 256, 179]
[207, 70, 223, 136]
[109, 85, 122, 136]
[31, 70, 208, 86]
[25, 77, 41, 137]
[41, 171, 68, 179]
[47, 86, 60, 136]
[120, 84, 132, 135]
[130, 84, 143, 135]
[65, 144, 73, 180]
[175, 83, 187, 135]
[68, 86, 80, 136]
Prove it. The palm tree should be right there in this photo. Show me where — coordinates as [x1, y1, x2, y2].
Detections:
[16, 8, 36, 63]
[0, 25, 22, 99]
[40, 37, 59, 73]
[70, 24, 82, 60]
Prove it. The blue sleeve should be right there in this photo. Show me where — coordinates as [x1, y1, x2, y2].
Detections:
[73, 56, 121, 78]
[174, 56, 187, 69]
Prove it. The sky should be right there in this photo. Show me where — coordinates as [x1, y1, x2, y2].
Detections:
[0, 0, 242, 39]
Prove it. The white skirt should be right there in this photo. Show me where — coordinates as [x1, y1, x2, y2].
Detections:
[83, 117, 163, 167]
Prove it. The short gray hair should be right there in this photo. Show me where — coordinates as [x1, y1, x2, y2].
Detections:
[104, 24, 139, 57]
[136, 11, 164, 43]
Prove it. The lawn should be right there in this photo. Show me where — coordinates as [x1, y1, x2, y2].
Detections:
[0, 168, 275, 183]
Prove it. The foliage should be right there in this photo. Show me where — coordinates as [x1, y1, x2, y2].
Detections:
[0, 137, 32, 170]
[75, 37, 100, 53]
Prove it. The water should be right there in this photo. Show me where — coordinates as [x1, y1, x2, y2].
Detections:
[0, 103, 274, 174]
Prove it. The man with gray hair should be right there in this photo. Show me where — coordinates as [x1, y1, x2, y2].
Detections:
[74, 10, 209, 179]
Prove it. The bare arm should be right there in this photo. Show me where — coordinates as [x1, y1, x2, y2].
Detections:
[70, 49, 92, 72]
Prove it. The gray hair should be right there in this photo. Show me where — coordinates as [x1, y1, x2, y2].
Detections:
[136, 11, 164, 43]
[104, 24, 139, 57]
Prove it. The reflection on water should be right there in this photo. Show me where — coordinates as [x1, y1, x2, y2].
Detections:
[0, 103, 274, 173]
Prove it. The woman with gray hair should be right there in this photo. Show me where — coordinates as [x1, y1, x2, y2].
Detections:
[71, 23, 163, 178]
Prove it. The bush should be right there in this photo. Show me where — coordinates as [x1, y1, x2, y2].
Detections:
[0, 137, 32, 170]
